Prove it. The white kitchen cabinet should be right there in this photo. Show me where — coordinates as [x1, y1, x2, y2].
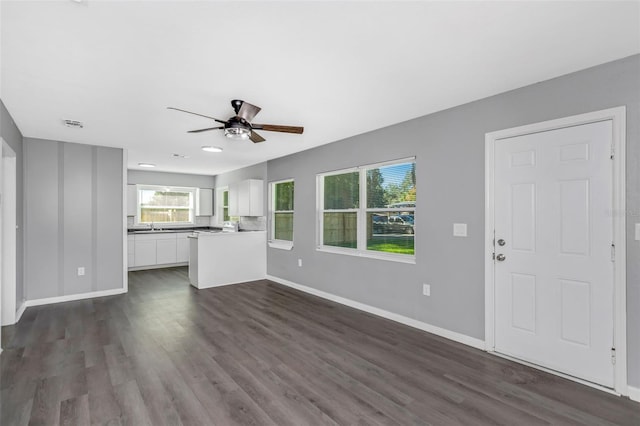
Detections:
[229, 179, 263, 216]
[156, 234, 177, 264]
[127, 235, 135, 266]
[128, 232, 191, 270]
[134, 237, 157, 267]
[127, 184, 137, 217]
[196, 188, 213, 216]
[176, 233, 190, 262]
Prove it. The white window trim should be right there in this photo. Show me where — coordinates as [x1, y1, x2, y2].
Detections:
[268, 178, 294, 250]
[215, 186, 229, 226]
[316, 157, 416, 263]
[135, 185, 196, 225]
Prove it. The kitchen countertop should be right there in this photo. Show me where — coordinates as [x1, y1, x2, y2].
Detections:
[127, 226, 221, 235]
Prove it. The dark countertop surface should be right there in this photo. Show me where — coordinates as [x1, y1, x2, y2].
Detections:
[127, 226, 222, 235]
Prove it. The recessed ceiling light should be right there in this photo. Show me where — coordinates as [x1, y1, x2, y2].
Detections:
[138, 163, 156, 168]
[202, 146, 223, 153]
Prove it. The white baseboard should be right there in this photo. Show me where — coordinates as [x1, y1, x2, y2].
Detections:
[15, 300, 26, 322]
[266, 274, 485, 350]
[628, 386, 640, 402]
[25, 288, 127, 308]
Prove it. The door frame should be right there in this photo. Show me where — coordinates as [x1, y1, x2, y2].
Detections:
[1, 138, 18, 330]
[484, 107, 627, 396]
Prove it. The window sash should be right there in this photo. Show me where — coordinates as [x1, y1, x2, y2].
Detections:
[270, 179, 294, 244]
[318, 158, 416, 260]
[136, 185, 196, 225]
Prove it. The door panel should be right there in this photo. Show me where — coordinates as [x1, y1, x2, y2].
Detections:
[494, 120, 614, 388]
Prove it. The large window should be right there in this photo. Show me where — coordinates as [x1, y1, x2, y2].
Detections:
[137, 185, 196, 225]
[318, 158, 416, 261]
[269, 179, 294, 248]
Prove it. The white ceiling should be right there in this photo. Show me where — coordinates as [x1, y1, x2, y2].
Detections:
[2, 1, 638, 176]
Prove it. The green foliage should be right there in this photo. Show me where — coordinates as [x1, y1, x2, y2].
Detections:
[324, 172, 359, 209]
[275, 181, 294, 211]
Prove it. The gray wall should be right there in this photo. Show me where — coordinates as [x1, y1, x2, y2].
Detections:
[24, 138, 124, 300]
[266, 55, 640, 387]
[0, 100, 25, 307]
[128, 170, 214, 188]
[213, 162, 267, 188]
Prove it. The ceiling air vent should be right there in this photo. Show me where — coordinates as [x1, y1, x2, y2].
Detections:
[63, 119, 84, 129]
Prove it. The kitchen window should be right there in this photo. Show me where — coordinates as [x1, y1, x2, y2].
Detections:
[317, 158, 416, 262]
[137, 185, 196, 225]
[216, 186, 232, 224]
[269, 179, 294, 249]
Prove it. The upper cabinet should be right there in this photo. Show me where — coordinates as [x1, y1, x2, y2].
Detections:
[127, 184, 137, 216]
[229, 179, 263, 217]
[196, 188, 213, 216]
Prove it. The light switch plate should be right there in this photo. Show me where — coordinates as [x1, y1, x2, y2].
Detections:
[635, 223, 640, 241]
[453, 223, 467, 237]
[77, 267, 85, 276]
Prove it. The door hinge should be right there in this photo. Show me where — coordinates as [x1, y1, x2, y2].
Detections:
[611, 347, 616, 364]
[611, 243, 615, 262]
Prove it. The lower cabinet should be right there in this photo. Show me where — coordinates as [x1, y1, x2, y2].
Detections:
[176, 233, 189, 263]
[134, 238, 157, 267]
[129, 232, 192, 269]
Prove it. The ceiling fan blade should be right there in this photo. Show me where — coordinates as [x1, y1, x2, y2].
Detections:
[237, 101, 261, 122]
[187, 126, 224, 133]
[249, 131, 266, 143]
[253, 124, 304, 134]
[167, 107, 227, 125]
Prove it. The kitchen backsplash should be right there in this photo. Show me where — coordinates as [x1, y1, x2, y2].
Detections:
[239, 216, 266, 231]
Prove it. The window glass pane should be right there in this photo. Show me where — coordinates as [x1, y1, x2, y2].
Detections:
[140, 208, 191, 223]
[223, 190, 228, 207]
[324, 172, 359, 209]
[274, 212, 293, 241]
[140, 190, 191, 207]
[139, 188, 193, 224]
[223, 207, 229, 222]
[323, 212, 357, 248]
[274, 181, 294, 211]
[367, 212, 414, 255]
[367, 162, 416, 208]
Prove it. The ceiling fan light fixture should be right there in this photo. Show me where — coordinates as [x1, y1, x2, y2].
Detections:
[224, 126, 251, 140]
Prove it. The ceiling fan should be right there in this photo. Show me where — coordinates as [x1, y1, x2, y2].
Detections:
[168, 99, 304, 143]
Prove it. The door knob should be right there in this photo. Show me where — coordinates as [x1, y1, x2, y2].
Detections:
[496, 254, 506, 261]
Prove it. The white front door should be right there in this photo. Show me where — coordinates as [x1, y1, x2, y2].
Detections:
[493, 120, 614, 387]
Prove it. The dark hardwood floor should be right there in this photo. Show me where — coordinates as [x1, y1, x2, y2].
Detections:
[1, 267, 638, 425]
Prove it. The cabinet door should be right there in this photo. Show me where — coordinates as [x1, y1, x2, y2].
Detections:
[248, 179, 264, 216]
[134, 240, 156, 266]
[127, 185, 137, 216]
[228, 182, 240, 216]
[196, 188, 213, 216]
[156, 238, 177, 264]
[176, 234, 190, 262]
[127, 237, 135, 266]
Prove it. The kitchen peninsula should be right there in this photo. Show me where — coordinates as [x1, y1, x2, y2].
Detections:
[188, 230, 266, 289]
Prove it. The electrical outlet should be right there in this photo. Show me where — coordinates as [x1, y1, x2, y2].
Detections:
[77, 267, 85, 276]
[298, 258, 302, 267]
[422, 283, 431, 296]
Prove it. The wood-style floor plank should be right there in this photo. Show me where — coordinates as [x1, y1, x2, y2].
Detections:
[1, 266, 638, 426]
